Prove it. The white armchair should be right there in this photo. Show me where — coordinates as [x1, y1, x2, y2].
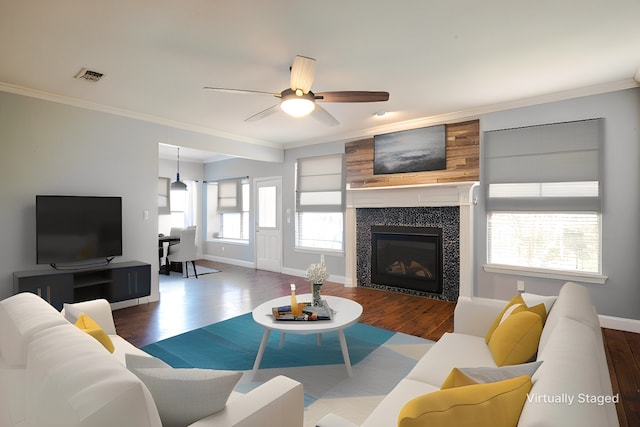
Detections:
[166, 227, 199, 278]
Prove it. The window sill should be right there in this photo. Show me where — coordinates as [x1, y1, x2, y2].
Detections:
[207, 238, 249, 246]
[482, 264, 608, 285]
[294, 246, 344, 256]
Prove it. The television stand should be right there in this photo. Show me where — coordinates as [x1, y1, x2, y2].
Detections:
[13, 261, 151, 310]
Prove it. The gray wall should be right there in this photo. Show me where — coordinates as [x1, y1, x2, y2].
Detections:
[0, 91, 162, 301]
[0, 90, 281, 303]
[204, 88, 640, 321]
[159, 157, 204, 183]
[475, 87, 640, 320]
[3, 86, 638, 321]
[203, 141, 346, 278]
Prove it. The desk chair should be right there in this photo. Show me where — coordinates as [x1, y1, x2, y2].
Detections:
[166, 227, 198, 278]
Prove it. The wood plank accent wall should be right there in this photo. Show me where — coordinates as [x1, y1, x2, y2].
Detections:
[346, 120, 479, 189]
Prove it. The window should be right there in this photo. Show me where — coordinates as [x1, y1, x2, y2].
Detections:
[168, 181, 197, 229]
[296, 211, 344, 251]
[295, 154, 345, 251]
[487, 212, 600, 273]
[484, 119, 603, 276]
[206, 178, 250, 241]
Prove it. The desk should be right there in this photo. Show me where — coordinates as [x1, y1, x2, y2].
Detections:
[158, 236, 180, 274]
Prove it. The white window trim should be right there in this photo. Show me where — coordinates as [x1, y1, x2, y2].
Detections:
[208, 236, 250, 246]
[482, 263, 607, 284]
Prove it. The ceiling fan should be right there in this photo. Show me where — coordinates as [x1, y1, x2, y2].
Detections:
[204, 55, 389, 126]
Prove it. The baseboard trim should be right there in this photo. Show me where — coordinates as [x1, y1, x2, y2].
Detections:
[281, 267, 347, 286]
[201, 255, 254, 269]
[599, 314, 640, 333]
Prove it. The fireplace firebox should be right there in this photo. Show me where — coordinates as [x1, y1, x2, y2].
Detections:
[371, 225, 443, 294]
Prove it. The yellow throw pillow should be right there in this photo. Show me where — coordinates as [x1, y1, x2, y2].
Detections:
[527, 302, 547, 324]
[75, 313, 115, 353]
[485, 294, 525, 344]
[485, 294, 547, 343]
[398, 375, 533, 427]
[440, 368, 478, 389]
[488, 310, 542, 366]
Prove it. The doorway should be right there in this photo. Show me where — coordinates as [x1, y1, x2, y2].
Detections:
[254, 177, 282, 272]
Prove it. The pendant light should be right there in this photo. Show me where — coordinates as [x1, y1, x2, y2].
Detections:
[171, 147, 187, 191]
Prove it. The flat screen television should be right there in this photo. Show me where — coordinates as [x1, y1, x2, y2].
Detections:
[36, 195, 123, 266]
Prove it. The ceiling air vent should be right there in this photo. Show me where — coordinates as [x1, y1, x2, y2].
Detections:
[74, 68, 104, 82]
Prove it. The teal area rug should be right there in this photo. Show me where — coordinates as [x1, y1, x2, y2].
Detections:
[143, 313, 434, 427]
[143, 312, 395, 370]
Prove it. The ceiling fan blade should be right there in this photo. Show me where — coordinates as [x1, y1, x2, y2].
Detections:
[245, 104, 280, 122]
[203, 87, 280, 97]
[290, 55, 316, 94]
[315, 91, 389, 103]
[311, 104, 339, 126]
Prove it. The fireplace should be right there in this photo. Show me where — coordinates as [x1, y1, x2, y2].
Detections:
[371, 226, 443, 294]
[347, 182, 477, 300]
[354, 206, 461, 301]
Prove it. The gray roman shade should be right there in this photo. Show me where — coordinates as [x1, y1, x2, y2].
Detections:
[216, 178, 243, 213]
[296, 154, 345, 212]
[484, 118, 602, 211]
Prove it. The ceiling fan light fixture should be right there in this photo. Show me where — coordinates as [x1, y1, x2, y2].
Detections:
[290, 55, 316, 94]
[280, 91, 315, 117]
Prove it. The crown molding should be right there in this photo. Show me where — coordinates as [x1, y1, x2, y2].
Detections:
[0, 82, 282, 149]
[2, 78, 638, 152]
[286, 78, 640, 149]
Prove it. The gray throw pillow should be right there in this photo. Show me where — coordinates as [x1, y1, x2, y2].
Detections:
[125, 353, 171, 369]
[460, 360, 543, 383]
[126, 354, 242, 427]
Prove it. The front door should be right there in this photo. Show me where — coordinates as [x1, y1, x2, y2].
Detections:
[255, 177, 282, 272]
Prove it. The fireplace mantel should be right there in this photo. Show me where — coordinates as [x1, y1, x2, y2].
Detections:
[344, 181, 479, 298]
[346, 181, 478, 209]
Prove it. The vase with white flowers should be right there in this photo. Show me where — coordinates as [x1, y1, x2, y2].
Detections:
[306, 255, 329, 306]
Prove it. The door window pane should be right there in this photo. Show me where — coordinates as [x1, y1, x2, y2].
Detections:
[258, 186, 276, 228]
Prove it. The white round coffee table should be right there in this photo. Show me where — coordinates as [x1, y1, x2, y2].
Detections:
[251, 294, 363, 377]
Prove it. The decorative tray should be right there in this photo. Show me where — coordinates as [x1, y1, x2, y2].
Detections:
[272, 301, 333, 321]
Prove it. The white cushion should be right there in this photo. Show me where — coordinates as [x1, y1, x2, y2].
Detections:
[361, 378, 438, 427]
[0, 360, 27, 426]
[0, 292, 67, 367]
[26, 323, 161, 427]
[521, 293, 557, 315]
[539, 282, 599, 352]
[316, 413, 360, 427]
[519, 317, 612, 427]
[125, 353, 171, 369]
[110, 335, 155, 366]
[62, 302, 84, 324]
[62, 299, 117, 334]
[405, 332, 497, 386]
[127, 356, 242, 427]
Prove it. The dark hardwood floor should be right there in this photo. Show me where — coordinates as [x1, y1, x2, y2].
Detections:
[113, 260, 638, 426]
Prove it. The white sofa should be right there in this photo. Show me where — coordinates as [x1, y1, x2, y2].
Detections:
[0, 292, 304, 427]
[318, 282, 619, 427]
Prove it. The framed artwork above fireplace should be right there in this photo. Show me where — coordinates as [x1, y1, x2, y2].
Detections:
[373, 125, 446, 175]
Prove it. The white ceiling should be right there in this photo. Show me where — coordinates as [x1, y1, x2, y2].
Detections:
[2, 1, 639, 162]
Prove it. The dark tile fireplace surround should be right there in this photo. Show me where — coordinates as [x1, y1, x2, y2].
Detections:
[356, 206, 460, 302]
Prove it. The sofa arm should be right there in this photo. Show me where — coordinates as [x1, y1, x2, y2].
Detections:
[454, 296, 505, 337]
[316, 413, 359, 427]
[61, 299, 117, 335]
[189, 375, 304, 427]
